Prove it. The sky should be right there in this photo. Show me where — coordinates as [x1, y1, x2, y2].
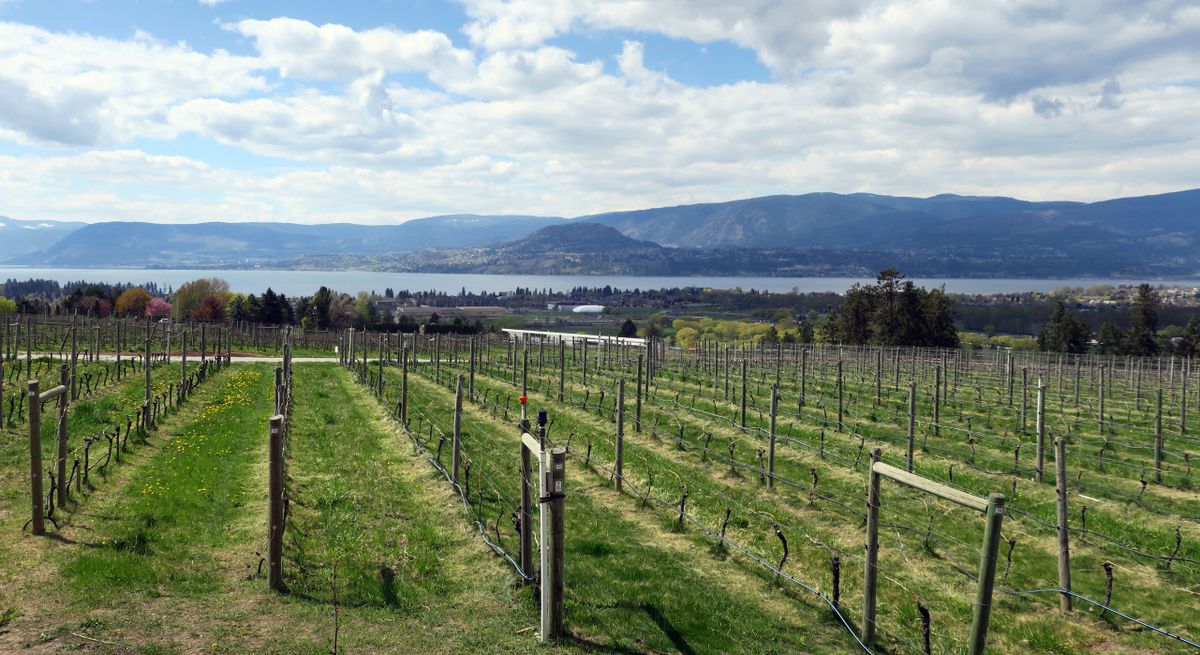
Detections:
[0, 0, 1197, 225]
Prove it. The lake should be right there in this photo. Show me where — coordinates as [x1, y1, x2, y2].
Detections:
[1, 267, 1196, 297]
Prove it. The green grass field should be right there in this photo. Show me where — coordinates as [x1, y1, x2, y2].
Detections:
[0, 334, 1196, 654]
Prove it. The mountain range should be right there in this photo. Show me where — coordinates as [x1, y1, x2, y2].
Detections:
[3, 189, 1199, 277]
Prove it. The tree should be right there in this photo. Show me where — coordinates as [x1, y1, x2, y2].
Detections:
[144, 297, 172, 319]
[1176, 316, 1200, 356]
[618, 318, 638, 338]
[1127, 283, 1159, 355]
[191, 294, 227, 323]
[115, 287, 152, 317]
[0, 297, 16, 317]
[1097, 320, 1125, 355]
[175, 278, 230, 321]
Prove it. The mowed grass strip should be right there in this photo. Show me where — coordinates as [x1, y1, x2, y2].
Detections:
[280, 363, 548, 654]
[56, 364, 273, 601]
[392, 370, 843, 655]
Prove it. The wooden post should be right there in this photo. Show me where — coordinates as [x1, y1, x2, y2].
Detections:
[28, 380, 45, 536]
[768, 384, 778, 488]
[70, 314, 78, 400]
[1155, 388, 1163, 483]
[800, 348, 807, 408]
[1098, 364, 1106, 433]
[558, 340, 565, 402]
[837, 359, 844, 432]
[1181, 373, 1188, 436]
[862, 448, 882, 647]
[469, 337, 476, 400]
[615, 379, 625, 492]
[401, 346, 409, 426]
[268, 414, 285, 590]
[968, 494, 1006, 655]
[1036, 379, 1046, 484]
[1006, 352, 1013, 406]
[739, 358, 748, 429]
[1055, 437, 1072, 611]
[635, 353, 643, 433]
[934, 365, 941, 437]
[1020, 368, 1028, 432]
[581, 339, 588, 386]
[55, 364, 68, 507]
[453, 375, 463, 487]
[906, 380, 917, 472]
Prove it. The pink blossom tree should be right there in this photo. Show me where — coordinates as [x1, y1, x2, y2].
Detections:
[145, 297, 172, 319]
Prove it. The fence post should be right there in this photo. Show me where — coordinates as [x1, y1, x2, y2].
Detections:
[469, 337, 476, 400]
[558, 340, 565, 403]
[740, 358, 747, 429]
[1036, 379, 1046, 483]
[837, 359, 844, 432]
[28, 380, 45, 536]
[615, 379, 625, 492]
[520, 436, 533, 584]
[635, 353, 643, 433]
[1055, 437, 1072, 611]
[401, 346, 409, 426]
[56, 364, 68, 507]
[768, 384, 777, 488]
[934, 365, 941, 437]
[544, 446, 567, 642]
[1155, 388, 1163, 483]
[268, 414, 285, 591]
[967, 493, 1006, 655]
[906, 380, 916, 472]
[453, 375, 463, 487]
[863, 448, 882, 648]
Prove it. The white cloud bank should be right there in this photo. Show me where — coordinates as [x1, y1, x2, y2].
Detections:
[0, 1, 1198, 224]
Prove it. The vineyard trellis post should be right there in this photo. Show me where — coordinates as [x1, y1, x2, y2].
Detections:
[768, 384, 777, 487]
[863, 450, 1006, 655]
[1036, 379, 1046, 483]
[615, 379, 625, 492]
[268, 414, 285, 591]
[521, 429, 567, 642]
[1055, 436, 1072, 611]
[55, 364, 68, 508]
[906, 380, 916, 472]
[1154, 388, 1163, 483]
[27, 379, 45, 535]
[635, 353, 643, 433]
[452, 375, 463, 486]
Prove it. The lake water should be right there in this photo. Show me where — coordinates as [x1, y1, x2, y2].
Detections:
[1, 267, 1196, 297]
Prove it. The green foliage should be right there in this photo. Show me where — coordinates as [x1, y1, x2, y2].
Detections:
[172, 278, 230, 321]
[1097, 320, 1126, 355]
[1036, 301, 1091, 353]
[1127, 283, 1159, 355]
[824, 269, 959, 347]
[0, 296, 15, 316]
[618, 318, 638, 338]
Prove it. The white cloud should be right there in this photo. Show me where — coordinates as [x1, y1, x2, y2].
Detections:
[0, 6, 1197, 225]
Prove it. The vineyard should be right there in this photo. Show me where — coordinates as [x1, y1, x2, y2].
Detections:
[0, 317, 1197, 653]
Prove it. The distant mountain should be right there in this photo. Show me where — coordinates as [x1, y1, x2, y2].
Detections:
[0, 216, 86, 259]
[4, 188, 1199, 276]
[5, 214, 561, 267]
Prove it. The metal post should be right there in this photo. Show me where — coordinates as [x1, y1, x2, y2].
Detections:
[837, 359, 844, 432]
[401, 346, 409, 426]
[558, 340, 565, 402]
[520, 437, 533, 583]
[740, 358, 747, 429]
[547, 447, 566, 641]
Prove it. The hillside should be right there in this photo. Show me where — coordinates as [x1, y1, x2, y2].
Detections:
[0, 216, 85, 259]
[4, 188, 1199, 276]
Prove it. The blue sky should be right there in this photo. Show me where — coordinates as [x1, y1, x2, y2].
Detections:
[0, 1, 1197, 224]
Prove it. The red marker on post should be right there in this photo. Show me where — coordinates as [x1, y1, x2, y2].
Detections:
[518, 394, 528, 421]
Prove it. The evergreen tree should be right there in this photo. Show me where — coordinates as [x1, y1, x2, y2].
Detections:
[1097, 320, 1125, 355]
[619, 318, 638, 338]
[1127, 283, 1159, 355]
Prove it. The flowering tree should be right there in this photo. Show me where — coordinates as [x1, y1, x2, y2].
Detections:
[115, 287, 152, 317]
[144, 297, 172, 319]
